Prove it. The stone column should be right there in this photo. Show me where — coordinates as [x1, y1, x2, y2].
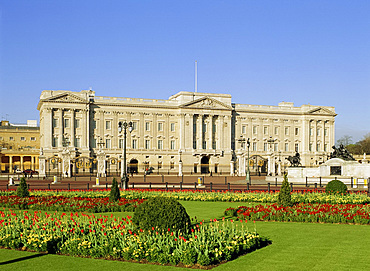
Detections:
[9, 156, 13, 173]
[237, 151, 245, 176]
[112, 111, 118, 149]
[208, 115, 213, 149]
[58, 109, 63, 149]
[184, 114, 192, 151]
[45, 108, 53, 149]
[97, 151, 106, 177]
[179, 113, 185, 150]
[61, 149, 71, 177]
[165, 113, 170, 149]
[39, 149, 46, 178]
[230, 160, 234, 176]
[70, 109, 75, 148]
[218, 115, 224, 149]
[197, 115, 203, 150]
[20, 156, 24, 171]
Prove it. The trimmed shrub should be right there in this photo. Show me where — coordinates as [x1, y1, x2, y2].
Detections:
[325, 180, 348, 195]
[109, 178, 120, 201]
[16, 177, 29, 197]
[224, 207, 237, 217]
[132, 196, 191, 233]
[277, 173, 292, 206]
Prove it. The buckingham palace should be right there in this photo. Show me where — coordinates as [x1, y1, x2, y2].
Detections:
[37, 89, 336, 177]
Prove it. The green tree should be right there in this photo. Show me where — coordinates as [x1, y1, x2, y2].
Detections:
[277, 173, 292, 207]
[109, 178, 120, 201]
[16, 177, 29, 197]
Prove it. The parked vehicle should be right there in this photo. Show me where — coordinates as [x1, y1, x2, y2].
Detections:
[15, 168, 22, 174]
[23, 169, 38, 175]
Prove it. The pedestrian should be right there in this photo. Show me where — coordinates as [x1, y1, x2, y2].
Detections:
[30, 171, 33, 178]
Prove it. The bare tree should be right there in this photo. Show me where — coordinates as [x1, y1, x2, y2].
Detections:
[336, 135, 353, 147]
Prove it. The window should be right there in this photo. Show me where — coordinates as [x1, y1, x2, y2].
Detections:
[145, 140, 150, 149]
[170, 123, 175, 132]
[295, 127, 299, 136]
[309, 143, 313, 152]
[52, 118, 58, 128]
[52, 137, 58, 147]
[132, 122, 137, 130]
[75, 138, 81, 148]
[317, 128, 320, 136]
[21, 137, 25, 141]
[285, 127, 289, 135]
[75, 119, 80, 128]
[170, 140, 175, 150]
[157, 140, 163, 149]
[242, 126, 246, 134]
[31, 137, 36, 141]
[264, 143, 267, 151]
[158, 122, 163, 131]
[170, 162, 174, 169]
[295, 143, 299, 152]
[309, 128, 313, 136]
[317, 143, 320, 152]
[132, 139, 137, 149]
[119, 139, 124, 149]
[9, 137, 14, 141]
[105, 120, 111, 130]
[274, 127, 279, 135]
[263, 126, 268, 135]
[105, 139, 111, 149]
[274, 143, 278, 152]
[157, 161, 162, 169]
[324, 144, 328, 152]
[64, 119, 70, 128]
[253, 126, 257, 134]
[252, 142, 257, 151]
[145, 122, 150, 131]
[324, 128, 328, 136]
[285, 143, 289, 152]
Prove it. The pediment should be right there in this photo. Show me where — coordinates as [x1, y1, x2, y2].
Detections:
[42, 93, 87, 103]
[308, 107, 336, 116]
[180, 97, 232, 110]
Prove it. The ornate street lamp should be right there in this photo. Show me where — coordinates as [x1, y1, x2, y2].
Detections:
[118, 121, 133, 188]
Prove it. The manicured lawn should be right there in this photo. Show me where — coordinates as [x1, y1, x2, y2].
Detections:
[1, 200, 370, 270]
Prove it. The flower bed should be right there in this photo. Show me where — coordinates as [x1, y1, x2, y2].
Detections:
[0, 209, 270, 267]
[231, 203, 370, 224]
[0, 196, 144, 212]
[1, 189, 368, 204]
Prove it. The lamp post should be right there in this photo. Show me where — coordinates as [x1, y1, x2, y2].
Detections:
[118, 121, 133, 188]
[246, 138, 251, 184]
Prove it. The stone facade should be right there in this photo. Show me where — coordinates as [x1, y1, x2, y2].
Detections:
[37, 90, 336, 176]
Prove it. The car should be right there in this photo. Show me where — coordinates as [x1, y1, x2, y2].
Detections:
[15, 168, 22, 174]
[23, 169, 38, 175]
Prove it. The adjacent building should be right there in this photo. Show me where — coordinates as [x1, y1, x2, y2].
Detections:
[37, 90, 336, 176]
[0, 120, 40, 173]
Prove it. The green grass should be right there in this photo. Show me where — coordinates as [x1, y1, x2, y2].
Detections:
[1, 201, 370, 270]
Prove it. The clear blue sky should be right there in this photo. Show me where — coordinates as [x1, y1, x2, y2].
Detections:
[1, 0, 369, 143]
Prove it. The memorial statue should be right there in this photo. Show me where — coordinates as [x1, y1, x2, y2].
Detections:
[330, 144, 355, 161]
[286, 152, 301, 167]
